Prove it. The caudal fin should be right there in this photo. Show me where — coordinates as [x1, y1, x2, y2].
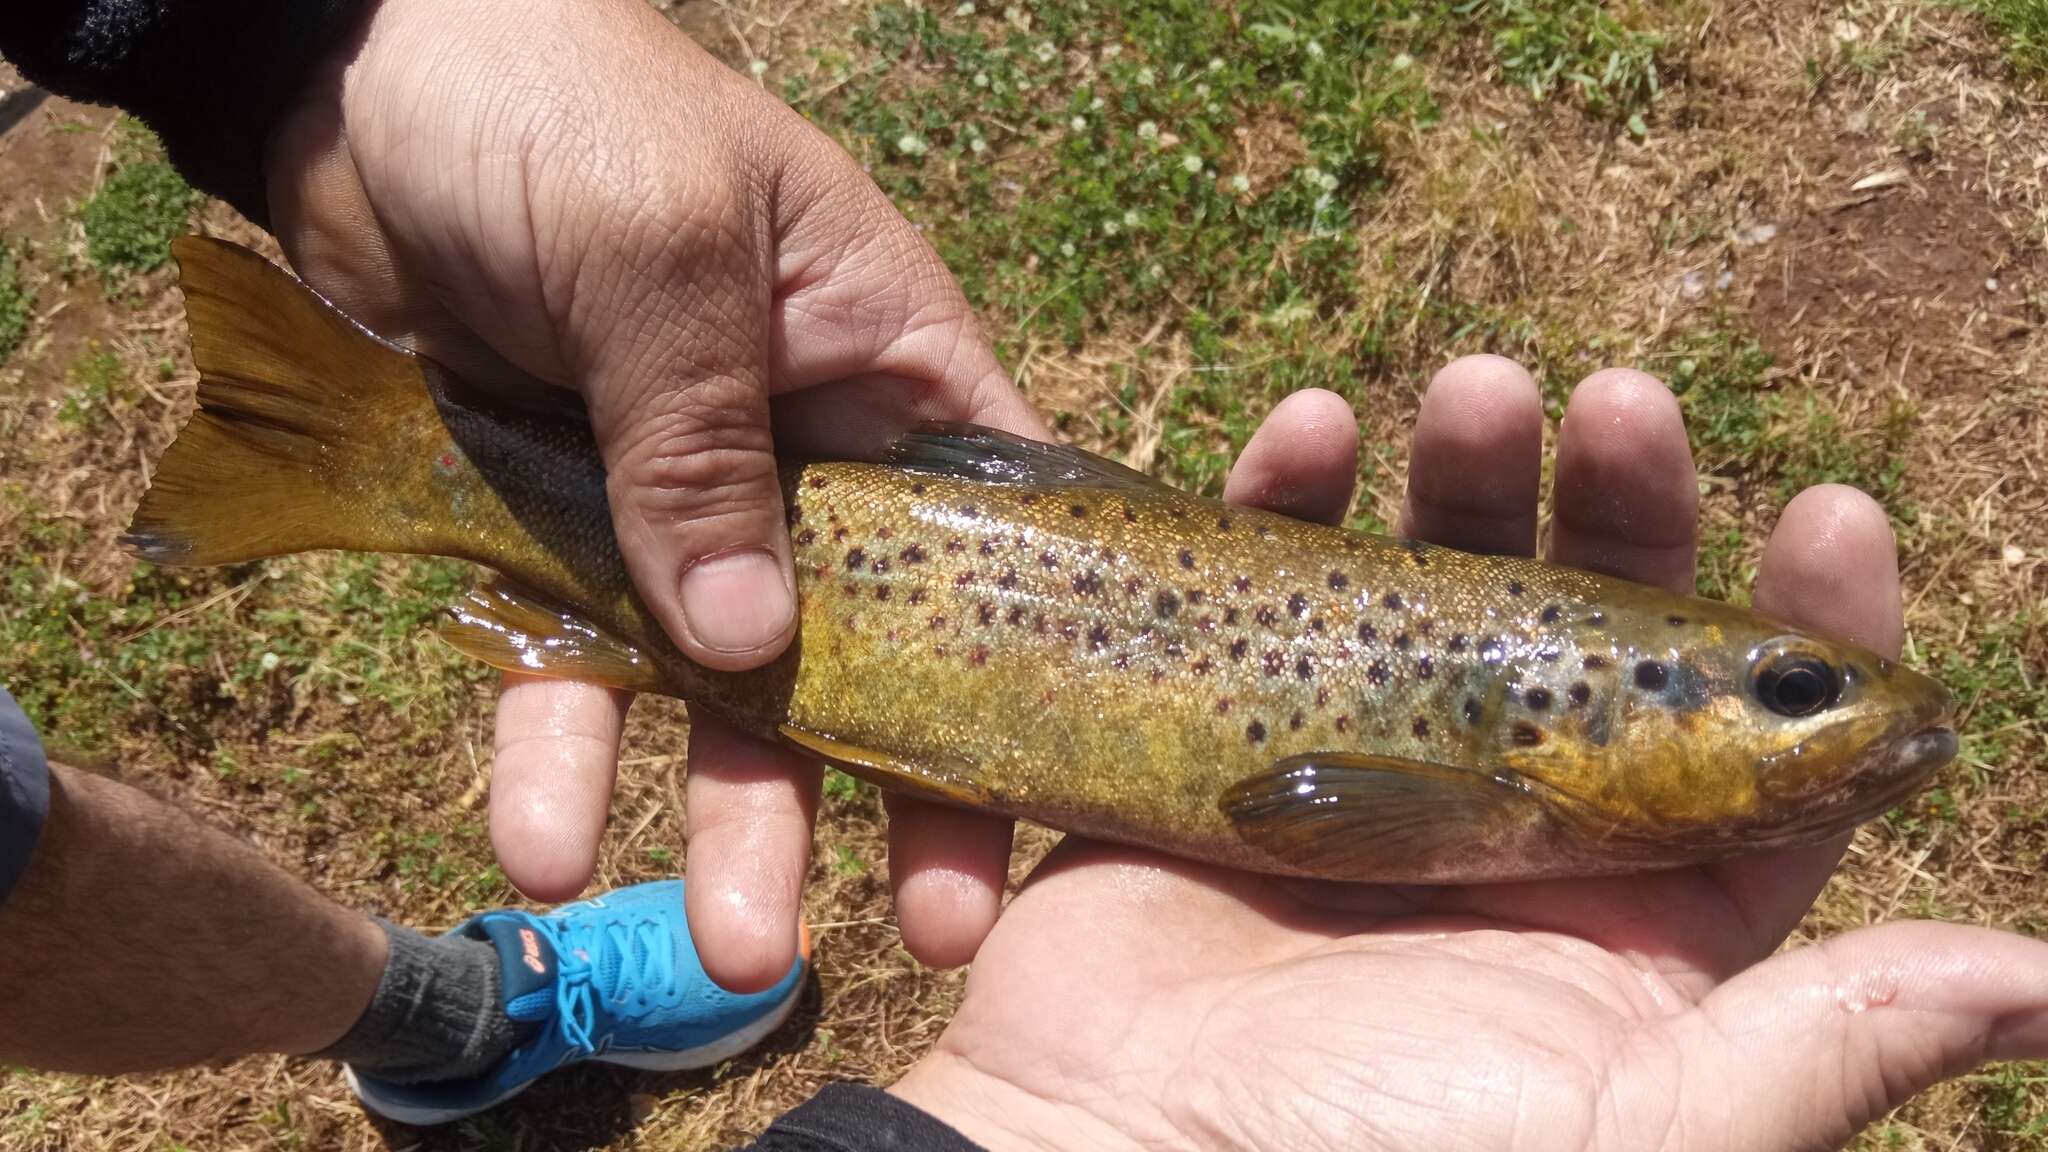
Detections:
[123, 237, 434, 566]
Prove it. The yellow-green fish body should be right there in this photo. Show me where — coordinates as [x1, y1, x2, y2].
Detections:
[125, 237, 1958, 884]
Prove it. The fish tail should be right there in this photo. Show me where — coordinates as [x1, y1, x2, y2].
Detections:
[123, 237, 436, 566]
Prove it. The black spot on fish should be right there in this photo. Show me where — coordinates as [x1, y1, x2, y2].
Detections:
[978, 602, 996, 625]
[1073, 570, 1104, 596]
[954, 571, 975, 589]
[1512, 722, 1544, 747]
[1295, 656, 1313, 680]
[1335, 715, 1351, 734]
[1262, 650, 1284, 676]
[1179, 549, 1196, 570]
[1039, 551, 1058, 569]
[1506, 580, 1525, 597]
[1584, 654, 1611, 670]
[909, 588, 927, 605]
[1217, 515, 1233, 531]
[1540, 605, 1562, 624]
[930, 614, 947, 629]
[946, 538, 964, 554]
[971, 645, 990, 666]
[1329, 570, 1349, 590]
[1635, 661, 1670, 691]
[1585, 611, 1607, 626]
[959, 503, 979, 518]
[1448, 633, 1467, 652]
[1569, 682, 1591, 707]
[1382, 593, 1404, 611]
[999, 569, 1019, 590]
[872, 557, 891, 575]
[1413, 717, 1430, 738]
[1191, 657, 1213, 675]
[1480, 639, 1506, 665]
[1357, 622, 1378, 644]
[1008, 606, 1027, 626]
[1311, 617, 1327, 633]
[1070, 503, 1089, 518]
[1463, 698, 1484, 725]
[1256, 606, 1278, 628]
[1525, 687, 1553, 711]
[980, 539, 997, 557]
[1233, 576, 1253, 593]
[1229, 638, 1248, 660]
[1019, 493, 1040, 506]
[1394, 633, 1412, 651]
[797, 529, 817, 546]
[1187, 590, 1206, 606]
[1088, 623, 1111, 650]
[833, 527, 849, 542]
[1216, 697, 1233, 715]
[1288, 592, 1308, 618]
[877, 526, 893, 541]
[808, 475, 828, 489]
[1155, 590, 1182, 619]
[911, 482, 926, 495]
[1367, 660, 1389, 685]
[1538, 647, 1560, 663]
[900, 544, 927, 564]
[1224, 607, 1242, 626]
[1666, 614, 1686, 626]
[1417, 656, 1435, 679]
[875, 585, 891, 601]
[1164, 639, 1184, 658]
[1246, 719, 1267, 743]
[1289, 711, 1305, 731]
[845, 548, 867, 571]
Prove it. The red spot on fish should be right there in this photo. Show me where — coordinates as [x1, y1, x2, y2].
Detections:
[971, 646, 990, 666]
[1216, 697, 1233, 714]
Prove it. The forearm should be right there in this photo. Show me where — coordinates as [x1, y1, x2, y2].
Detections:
[0, 0, 369, 224]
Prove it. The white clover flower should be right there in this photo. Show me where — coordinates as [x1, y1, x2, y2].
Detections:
[1148, 263, 1165, 278]
[1318, 170, 1339, 192]
[1195, 82, 1209, 97]
[1060, 241, 1077, 258]
[1071, 115, 1088, 132]
[973, 71, 990, 87]
[259, 652, 281, 673]
[897, 133, 929, 157]
[1103, 221, 1120, 236]
[1306, 39, 1324, 59]
[1302, 164, 1325, 185]
[954, 1, 975, 14]
[748, 58, 768, 77]
[1392, 52, 1414, 70]
[1035, 41, 1058, 63]
[1102, 43, 1123, 59]
[1230, 173, 1251, 193]
[1208, 57, 1224, 71]
[970, 136, 988, 154]
[1137, 66, 1156, 86]
[1182, 153, 1204, 173]
[1123, 208, 1141, 227]
[1090, 95, 1104, 111]
[1137, 120, 1159, 140]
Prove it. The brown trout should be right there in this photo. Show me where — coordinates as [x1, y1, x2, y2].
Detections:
[123, 237, 1958, 883]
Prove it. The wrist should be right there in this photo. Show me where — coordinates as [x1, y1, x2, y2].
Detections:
[889, 1051, 1152, 1152]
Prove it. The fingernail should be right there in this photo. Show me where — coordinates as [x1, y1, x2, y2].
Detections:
[680, 549, 795, 654]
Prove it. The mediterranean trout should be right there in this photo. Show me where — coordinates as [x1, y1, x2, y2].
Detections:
[123, 237, 1958, 883]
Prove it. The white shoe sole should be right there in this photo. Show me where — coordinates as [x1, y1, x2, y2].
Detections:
[345, 988, 805, 1127]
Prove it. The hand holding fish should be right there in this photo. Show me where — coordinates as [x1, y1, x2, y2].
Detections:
[259, 0, 1045, 988]
[882, 363, 2048, 1152]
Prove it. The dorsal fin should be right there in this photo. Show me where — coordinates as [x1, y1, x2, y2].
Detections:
[881, 421, 1173, 494]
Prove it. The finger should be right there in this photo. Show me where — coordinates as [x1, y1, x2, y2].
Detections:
[1705, 486, 1904, 949]
[887, 795, 1014, 969]
[1222, 388, 1360, 526]
[1399, 355, 1544, 555]
[1667, 921, 2048, 1151]
[683, 712, 820, 993]
[487, 674, 630, 902]
[1548, 369, 1698, 591]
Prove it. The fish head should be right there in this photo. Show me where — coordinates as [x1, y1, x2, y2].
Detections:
[1506, 596, 1956, 856]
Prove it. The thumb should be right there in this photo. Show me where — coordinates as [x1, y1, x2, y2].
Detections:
[1669, 921, 2048, 1150]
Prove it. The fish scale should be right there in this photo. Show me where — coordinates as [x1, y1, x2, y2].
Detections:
[120, 236, 1959, 885]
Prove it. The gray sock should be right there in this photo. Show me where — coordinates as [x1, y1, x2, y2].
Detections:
[314, 919, 521, 1083]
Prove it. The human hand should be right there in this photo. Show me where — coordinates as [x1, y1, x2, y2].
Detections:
[258, 0, 1043, 989]
[889, 360, 2048, 1151]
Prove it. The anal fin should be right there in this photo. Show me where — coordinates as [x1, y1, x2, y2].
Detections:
[435, 578, 665, 694]
[1221, 753, 1554, 878]
[777, 725, 991, 809]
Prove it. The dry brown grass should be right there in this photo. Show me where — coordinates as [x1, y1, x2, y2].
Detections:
[0, 0, 2043, 1147]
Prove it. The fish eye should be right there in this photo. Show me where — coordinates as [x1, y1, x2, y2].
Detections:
[1752, 649, 1840, 717]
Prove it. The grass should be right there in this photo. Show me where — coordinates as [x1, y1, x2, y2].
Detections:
[0, 245, 27, 363]
[1974, 0, 2048, 81]
[79, 119, 196, 279]
[1, 0, 2045, 1147]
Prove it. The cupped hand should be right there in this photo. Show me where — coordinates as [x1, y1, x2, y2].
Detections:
[889, 359, 2048, 1151]
[258, 0, 1039, 988]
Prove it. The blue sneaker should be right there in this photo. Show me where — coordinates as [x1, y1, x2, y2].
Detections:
[344, 879, 810, 1126]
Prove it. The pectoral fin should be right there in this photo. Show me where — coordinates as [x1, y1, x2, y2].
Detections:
[1221, 753, 1552, 877]
[435, 578, 665, 694]
[776, 725, 992, 809]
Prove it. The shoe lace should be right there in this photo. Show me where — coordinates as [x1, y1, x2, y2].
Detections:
[545, 913, 679, 1054]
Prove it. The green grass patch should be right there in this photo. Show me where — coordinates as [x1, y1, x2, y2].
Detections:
[80, 120, 195, 278]
[1973, 0, 2048, 83]
[0, 244, 29, 363]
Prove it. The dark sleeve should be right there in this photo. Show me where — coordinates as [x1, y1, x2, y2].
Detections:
[738, 1084, 988, 1152]
[0, 1, 370, 227]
